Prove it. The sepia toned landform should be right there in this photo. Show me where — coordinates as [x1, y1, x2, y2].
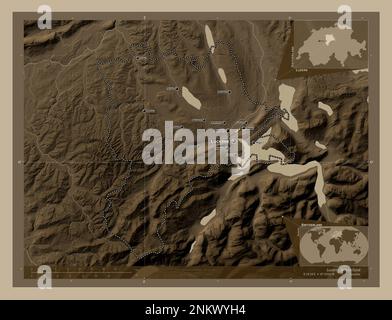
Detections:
[23, 19, 369, 275]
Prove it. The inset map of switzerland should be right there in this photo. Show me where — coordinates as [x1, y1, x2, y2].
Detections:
[293, 21, 368, 69]
[300, 226, 368, 265]
[18, 15, 375, 283]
